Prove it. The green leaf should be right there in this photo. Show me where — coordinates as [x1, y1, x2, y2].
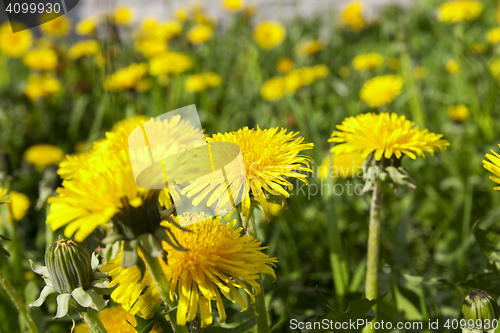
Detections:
[203, 318, 256, 333]
[310, 287, 385, 333]
[131, 313, 160, 333]
[472, 222, 500, 270]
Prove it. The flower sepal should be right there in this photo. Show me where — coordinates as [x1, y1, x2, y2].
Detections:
[361, 154, 416, 193]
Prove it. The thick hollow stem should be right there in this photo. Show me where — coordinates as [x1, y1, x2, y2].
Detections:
[0, 269, 39, 333]
[242, 208, 270, 333]
[141, 249, 188, 333]
[79, 308, 108, 333]
[364, 178, 384, 332]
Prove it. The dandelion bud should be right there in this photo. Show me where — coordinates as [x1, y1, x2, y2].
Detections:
[44, 237, 94, 294]
[462, 289, 500, 329]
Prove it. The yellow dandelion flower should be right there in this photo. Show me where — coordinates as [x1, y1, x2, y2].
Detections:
[0, 191, 30, 222]
[296, 39, 324, 55]
[342, 1, 365, 31]
[0, 189, 10, 204]
[329, 113, 449, 161]
[176, 8, 188, 22]
[447, 104, 469, 122]
[276, 58, 294, 74]
[207, 127, 313, 213]
[470, 43, 487, 54]
[319, 152, 365, 180]
[103, 63, 148, 91]
[413, 66, 427, 80]
[185, 72, 222, 92]
[261, 77, 286, 101]
[223, 0, 244, 12]
[74, 305, 162, 333]
[244, 5, 258, 17]
[149, 52, 193, 76]
[387, 57, 400, 70]
[135, 37, 168, 58]
[101, 215, 277, 327]
[114, 6, 134, 26]
[484, 146, 500, 190]
[488, 27, 500, 45]
[446, 58, 459, 74]
[48, 115, 203, 241]
[24, 74, 61, 101]
[0, 23, 32, 58]
[438, 0, 483, 23]
[359, 75, 403, 108]
[187, 25, 213, 44]
[313, 64, 329, 78]
[76, 17, 96, 36]
[490, 58, 500, 78]
[69, 40, 99, 60]
[284, 70, 302, 94]
[140, 19, 182, 41]
[23, 49, 58, 71]
[40, 14, 71, 36]
[253, 21, 286, 49]
[352, 53, 384, 71]
[24, 144, 63, 167]
[298, 67, 317, 86]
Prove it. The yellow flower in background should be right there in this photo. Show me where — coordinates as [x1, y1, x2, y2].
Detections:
[76, 17, 96, 36]
[0, 189, 9, 204]
[114, 6, 134, 26]
[387, 57, 400, 70]
[101, 215, 277, 327]
[447, 104, 469, 122]
[352, 53, 384, 71]
[359, 75, 403, 108]
[296, 40, 324, 55]
[208, 127, 313, 214]
[223, 0, 244, 12]
[329, 113, 449, 161]
[40, 14, 71, 36]
[276, 58, 294, 74]
[176, 8, 188, 22]
[103, 63, 148, 91]
[319, 152, 365, 179]
[1, 191, 30, 222]
[261, 77, 286, 101]
[23, 49, 58, 71]
[342, 1, 365, 31]
[284, 70, 302, 93]
[244, 5, 258, 17]
[69, 40, 99, 59]
[25, 74, 61, 100]
[140, 19, 182, 41]
[187, 25, 213, 44]
[0, 23, 32, 58]
[313, 64, 329, 78]
[484, 146, 500, 190]
[149, 52, 193, 76]
[488, 27, 500, 45]
[73, 306, 162, 333]
[470, 43, 487, 54]
[446, 58, 459, 74]
[135, 37, 168, 58]
[253, 21, 286, 49]
[24, 144, 64, 167]
[489, 58, 500, 77]
[413, 66, 427, 79]
[185, 72, 222, 92]
[438, 0, 483, 23]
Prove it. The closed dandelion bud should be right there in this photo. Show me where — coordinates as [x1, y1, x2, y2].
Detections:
[45, 238, 94, 294]
[462, 289, 500, 330]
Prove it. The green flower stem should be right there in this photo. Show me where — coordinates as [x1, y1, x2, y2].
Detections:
[141, 249, 188, 333]
[364, 178, 384, 333]
[242, 207, 270, 333]
[0, 269, 39, 333]
[79, 309, 108, 333]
